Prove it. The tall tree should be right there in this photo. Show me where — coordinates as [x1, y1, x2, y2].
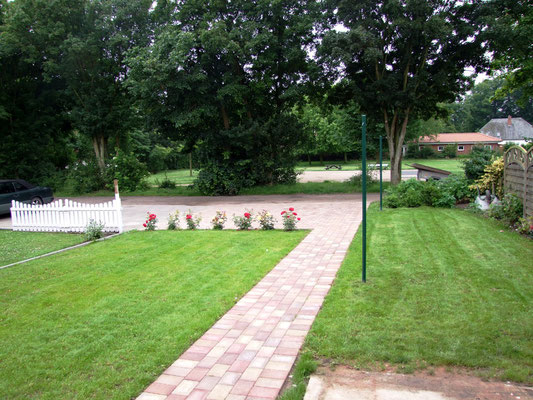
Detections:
[0, 0, 80, 182]
[59, 0, 153, 171]
[486, 0, 532, 106]
[127, 0, 320, 194]
[319, 0, 489, 184]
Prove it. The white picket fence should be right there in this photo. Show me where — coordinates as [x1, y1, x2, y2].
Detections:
[10, 197, 123, 233]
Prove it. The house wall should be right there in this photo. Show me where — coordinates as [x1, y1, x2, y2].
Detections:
[419, 143, 501, 155]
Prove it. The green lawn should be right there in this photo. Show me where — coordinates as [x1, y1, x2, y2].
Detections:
[56, 181, 388, 197]
[0, 231, 85, 266]
[147, 169, 198, 185]
[304, 206, 533, 384]
[0, 230, 308, 399]
[402, 158, 465, 174]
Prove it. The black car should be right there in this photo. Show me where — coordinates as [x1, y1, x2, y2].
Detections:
[0, 179, 54, 214]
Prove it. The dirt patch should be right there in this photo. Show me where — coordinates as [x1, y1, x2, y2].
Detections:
[305, 365, 532, 400]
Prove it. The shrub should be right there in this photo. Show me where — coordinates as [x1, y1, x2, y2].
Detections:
[418, 146, 435, 159]
[211, 211, 227, 230]
[167, 211, 180, 230]
[471, 157, 504, 198]
[195, 160, 252, 196]
[106, 150, 149, 192]
[84, 219, 105, 241]
[159, 178, 177, 189]
[185, 210, 201, 230]
[516, 216, 533, 238]
[462, 146, 496, 181]
[383, 175, 471, 209]
[281, 207, 300, 231]
[143, 213, 158, 230]
[487, 194, 523, 225]
[233, 211, 253, 230]
[443, 144, 457, 158]
[256, 210, 276, 230]
[68, 160, 105, 194]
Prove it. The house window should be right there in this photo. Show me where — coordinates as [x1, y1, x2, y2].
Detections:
[458, 145, 465, 152]
[437, 146, 444, 152]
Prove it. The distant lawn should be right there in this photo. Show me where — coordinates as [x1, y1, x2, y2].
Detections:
[305, 206, 533, 384]
[402, 158, 465, 174]
[147, 169, 198, 185]
[56, 181, 387, 197]
[0, 231, 85, 266]
[0, 230, 307, 399]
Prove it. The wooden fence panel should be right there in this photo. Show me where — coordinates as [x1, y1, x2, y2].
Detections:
[10, 197, 123, 233]
[504, 147, 533, 217]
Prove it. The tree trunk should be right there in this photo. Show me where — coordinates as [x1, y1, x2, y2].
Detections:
[189, 152, 193, 177]
[308, 154, 311, 166]
[92, 135, 107, 172]
[384, 108, 410, 185]
[344, 152, 348, 163]
[319, 153, 324, 166]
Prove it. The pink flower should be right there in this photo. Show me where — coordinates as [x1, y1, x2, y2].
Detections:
[143, 223, 147, 227]
[293, 212, 297, 216]
[244, 212, 251, 218]
[281, 210, 286, 215]
[186, 215, 192, 220]
[149, 214, 156, 220]
[289, 207, 294, 211]
[297, 218, 301, 221]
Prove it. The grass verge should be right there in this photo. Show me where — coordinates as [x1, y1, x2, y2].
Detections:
[0, 230, 308, 399]
[303, 206, 532, 386]
[55, 181, 388, 197]
[0, 231, 85, 266]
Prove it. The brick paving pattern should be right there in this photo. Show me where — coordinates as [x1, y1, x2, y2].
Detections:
[131, 195, 367, 400]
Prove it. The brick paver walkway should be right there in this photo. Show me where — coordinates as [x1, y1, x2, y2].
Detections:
[131, 195, 368, 400]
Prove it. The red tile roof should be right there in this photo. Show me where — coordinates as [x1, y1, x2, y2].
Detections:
[418, 132, 501, 144]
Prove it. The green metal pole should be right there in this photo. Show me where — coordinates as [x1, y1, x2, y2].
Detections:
[362, 115, 367, 283]
[379, 136, 383, 211]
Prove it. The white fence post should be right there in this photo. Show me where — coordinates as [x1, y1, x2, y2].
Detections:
[10, 196, 123, 233]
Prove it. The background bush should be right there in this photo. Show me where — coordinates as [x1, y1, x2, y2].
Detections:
[105, 150, 149, 192]
[462, 146, 496, 180]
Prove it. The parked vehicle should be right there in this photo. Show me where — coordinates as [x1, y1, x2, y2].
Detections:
[0, 179, 54, 214]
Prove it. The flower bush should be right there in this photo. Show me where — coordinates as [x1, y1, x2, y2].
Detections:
[185, 210, 201, 230]
[143, 212, 157, 231]
[85, 219, 105, 241]
[167, 210, 180, 230]
[233, 211, 253, 230]
[211, 211, 227, 230]
[516, 215, 533, 238]
[256, 210, 276, 230]
[281, 207, 300, 231]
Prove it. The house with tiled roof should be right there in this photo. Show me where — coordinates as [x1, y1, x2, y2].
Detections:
[417, 132, 502, 155]
[480, 116, 533, 145]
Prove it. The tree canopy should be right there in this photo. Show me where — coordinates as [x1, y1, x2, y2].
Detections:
[319, 0, 489, 183]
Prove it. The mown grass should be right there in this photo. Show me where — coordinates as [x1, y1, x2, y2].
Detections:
[147, 169, 198, 185]
[0, 231, 85, 266]
[305, 206, 532, 383]
[402, 158, 465, 174]
[0, 230, 308, 399]
[55, 181, 388, 197]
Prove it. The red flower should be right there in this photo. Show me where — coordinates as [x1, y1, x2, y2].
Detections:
[281, 211, 286, 215]
[289, 207, 294, 211]
[297, 218, 301, 221]
[143, 223, 147, 227]
[293, 212, 297, 216]
[286, 215, 290, 218]
[530, 225, 533, 231]
[244, 212, 251, 218]
[186, 215, 192, 219]
[149, 214, 156, 220]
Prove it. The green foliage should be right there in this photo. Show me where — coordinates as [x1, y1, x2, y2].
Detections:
[320, 0, 488, 183]
[488, 194, 523, 225]
[167, 211, 180, 230]
[443, 144, 457, 158]
[462, 146, 496, 181]
[84, 219, 105, 241]
[106, 151, 149, 192]
[158, 178, 177, 189]
[516, 215, 533, 238]
[472, 157, 504, 198]
[384, 176, 472, 209]
[68, 160, 106, 194]
[418, 146, 436, 159]
[278, 353, 317, 400]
